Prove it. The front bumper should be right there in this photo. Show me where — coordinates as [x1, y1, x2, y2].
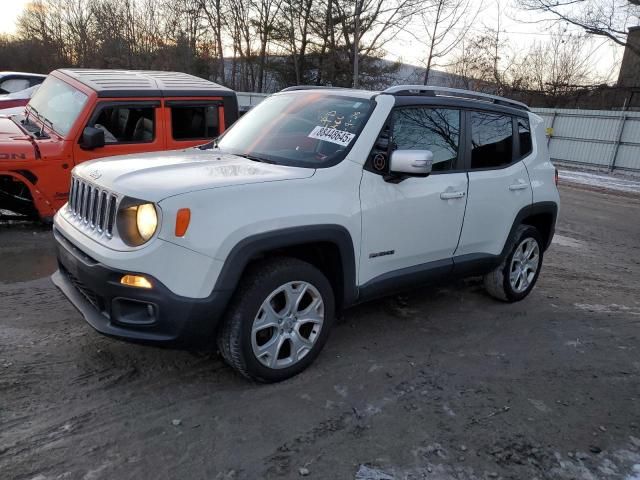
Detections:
[51, 228, 231, 347]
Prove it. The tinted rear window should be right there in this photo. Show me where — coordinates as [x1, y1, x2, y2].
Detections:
[470, 112, 513, 169]
[518, 117, 532, 157]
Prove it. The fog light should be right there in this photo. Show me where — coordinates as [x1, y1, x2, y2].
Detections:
[120, 274, 152, 289]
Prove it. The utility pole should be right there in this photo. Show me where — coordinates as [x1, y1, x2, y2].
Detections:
[353, 0, 361, 88]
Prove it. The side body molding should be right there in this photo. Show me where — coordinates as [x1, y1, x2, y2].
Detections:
[213, 224, 358, 306]
[356, 201, 559, 304]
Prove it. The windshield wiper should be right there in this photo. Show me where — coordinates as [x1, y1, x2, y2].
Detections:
[24, 105, 38, 124]
[235, 153, 276, 164]
[22, 106, 51, 138]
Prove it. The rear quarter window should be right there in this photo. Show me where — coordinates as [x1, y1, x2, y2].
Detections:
[518, 117, 532, 158]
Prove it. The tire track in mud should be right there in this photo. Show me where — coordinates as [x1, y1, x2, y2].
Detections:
[262, 369, 446, 477]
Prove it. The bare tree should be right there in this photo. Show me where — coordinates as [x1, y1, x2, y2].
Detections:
[413, 0, 478, 85]
[253, 0, 284, 92]
[511, 28, 603, 95]
[446, 5, 518, 94]
[334, 0, 422, 87]
[519, 0, 640, 56]
[200, 0, 227, 82]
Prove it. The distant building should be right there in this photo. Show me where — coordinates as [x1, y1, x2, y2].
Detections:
[618, 26, 640, 88]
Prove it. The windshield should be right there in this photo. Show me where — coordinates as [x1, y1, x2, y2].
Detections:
[217, 93, 373, 167]
[28, 76, 88, 137]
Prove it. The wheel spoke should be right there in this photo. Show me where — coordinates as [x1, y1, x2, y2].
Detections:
[256, 333, 286, 368]
[290, 331, 313, 361]
[524, 240, 536, 260]
[510, 268, 520, 285]
[282, 283, 307, 316]
[252, 304, 281, 335]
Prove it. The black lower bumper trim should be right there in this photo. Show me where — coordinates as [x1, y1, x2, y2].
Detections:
[51, 228, 231, 347]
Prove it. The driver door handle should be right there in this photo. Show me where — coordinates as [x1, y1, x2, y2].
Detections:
[440, 191, 466, 200]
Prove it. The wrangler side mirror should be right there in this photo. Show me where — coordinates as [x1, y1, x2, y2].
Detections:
[81, 127, 105, 150]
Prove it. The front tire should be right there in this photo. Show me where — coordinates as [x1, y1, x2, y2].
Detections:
[484, 225, 544, 302]
[217, 257, 335, 382]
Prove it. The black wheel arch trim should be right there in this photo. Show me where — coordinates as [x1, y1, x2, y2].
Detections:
[213, 224, 358, 306]
[503, 201, 558, 254]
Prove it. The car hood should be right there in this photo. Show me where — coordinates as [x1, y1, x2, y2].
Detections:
[0, 117, 37, 163]
[73, 149, 316, 202]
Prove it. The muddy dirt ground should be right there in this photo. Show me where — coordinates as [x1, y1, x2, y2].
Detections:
[1, 183, 639, 480]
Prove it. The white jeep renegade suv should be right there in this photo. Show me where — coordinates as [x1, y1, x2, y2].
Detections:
[52, 85, 560, 382]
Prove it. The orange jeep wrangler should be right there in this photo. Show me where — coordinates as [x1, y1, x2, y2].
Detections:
[0, 69, 238, 220]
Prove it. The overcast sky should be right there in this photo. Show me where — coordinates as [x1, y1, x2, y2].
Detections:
[0, 0, 624, 82]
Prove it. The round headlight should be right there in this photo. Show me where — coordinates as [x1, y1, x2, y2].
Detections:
[136, 203, 158, 241]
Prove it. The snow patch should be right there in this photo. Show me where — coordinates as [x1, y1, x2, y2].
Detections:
[574, 303, 640, 315]
[355, 465, 394, 480]
[552, 235, 585, 249]
[625, 464, 640, 480]
[528, 398, 552, 413]
[559, 169, 640, 194]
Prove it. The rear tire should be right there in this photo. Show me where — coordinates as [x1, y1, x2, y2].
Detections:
[217, 257, 335, 382]
[484, 225, 544, 302]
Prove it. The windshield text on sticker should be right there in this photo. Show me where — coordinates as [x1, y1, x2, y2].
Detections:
[308, 126, 355, 146]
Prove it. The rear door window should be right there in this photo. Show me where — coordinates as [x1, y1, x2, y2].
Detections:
[171, 104, 220, 140]
[469, 112, 514, 169]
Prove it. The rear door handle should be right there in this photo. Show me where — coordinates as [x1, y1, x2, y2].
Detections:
[440, 191, 466, 200]
[509, 183, 529, 191]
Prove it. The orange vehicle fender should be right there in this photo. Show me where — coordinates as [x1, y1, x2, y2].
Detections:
[0, 169, 57, 220]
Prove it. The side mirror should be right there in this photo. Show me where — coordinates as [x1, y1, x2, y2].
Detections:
[389, 149, 433, 177]
[81, 127, 105, 150]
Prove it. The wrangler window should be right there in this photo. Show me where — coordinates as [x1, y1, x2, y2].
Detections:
[171, 105, 220, 140]
[92, 106, 155, 144]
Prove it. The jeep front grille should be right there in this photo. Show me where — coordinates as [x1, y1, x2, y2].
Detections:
[68, 176, 118, 237]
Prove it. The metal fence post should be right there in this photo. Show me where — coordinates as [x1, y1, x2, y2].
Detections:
[547, 111, 557, 148]
[608, 98, 629, 172]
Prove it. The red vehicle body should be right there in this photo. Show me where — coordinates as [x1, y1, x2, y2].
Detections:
[0, 69, 238, 220]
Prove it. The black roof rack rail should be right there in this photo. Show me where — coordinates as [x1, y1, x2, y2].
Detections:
[382, 85, 529, 111]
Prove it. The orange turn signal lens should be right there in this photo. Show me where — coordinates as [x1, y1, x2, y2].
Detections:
[175, 208, 191, 237]
[120, 275, 152, 289]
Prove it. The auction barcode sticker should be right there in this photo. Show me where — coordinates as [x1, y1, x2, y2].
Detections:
[308, 126, 356, 146]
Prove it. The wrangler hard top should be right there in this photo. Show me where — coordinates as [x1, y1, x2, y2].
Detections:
[0, 68, 238, 220]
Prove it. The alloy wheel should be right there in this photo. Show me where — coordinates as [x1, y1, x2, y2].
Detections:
[251, 281, 325, 369]
[509, 237, 540, 293]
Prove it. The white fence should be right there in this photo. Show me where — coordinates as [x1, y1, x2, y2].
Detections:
[531, 108, 640, 173]
[234, 95, 640, 173]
